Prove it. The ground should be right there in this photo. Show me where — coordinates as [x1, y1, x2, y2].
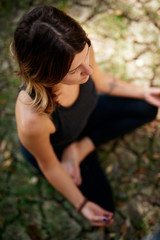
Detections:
[0, 0, 160, 239]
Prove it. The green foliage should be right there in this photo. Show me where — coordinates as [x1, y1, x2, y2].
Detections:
[2, 221, 31, 240]
[0, 0, 71, 17]
[0, 0, 30, 16]
[103, 14, 128, 39]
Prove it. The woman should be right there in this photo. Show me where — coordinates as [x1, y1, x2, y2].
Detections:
[14, 5, 159, 226]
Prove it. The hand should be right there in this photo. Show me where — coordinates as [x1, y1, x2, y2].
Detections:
[81, 201, 114, 226]
[61, 142, 82, 186]
[144, 87, 160, 107]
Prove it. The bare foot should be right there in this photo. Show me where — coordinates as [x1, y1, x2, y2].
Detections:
[61, 142, 82, 186]
[61, 137, 95, 186]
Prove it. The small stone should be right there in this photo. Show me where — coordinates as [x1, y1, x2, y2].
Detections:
[129, 21, 159, 43]
[28, 176, 38, 184]
[0, 140, 7, 152]
[135, 59, 144, 67]
[1, 61, 9, 71]
[3, 151, 11, 159]
[106, 164, 114, 173]
[145, 0, 160, 12]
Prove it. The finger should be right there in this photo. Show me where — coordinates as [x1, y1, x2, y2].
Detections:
[92, 220, 114, 227]
[72, 174, 81, 185]
[92, 221, 107, 226]
[103, 212, 114, 219]
[150, 88, 160, 94]
[74, 174, 82, 186]
[73, 166, 82, 186]
[90, 215, 111, 222]
[104, 218, 114, 226]
[76, 171, 82, 186]
[91, 217, 114, 227]
[96, 210, 113, 220]
[103, 208, 113, 215]
[92, 214, 114, 224]
[76, 176, 82, 186]
[73, 177, 78, 185]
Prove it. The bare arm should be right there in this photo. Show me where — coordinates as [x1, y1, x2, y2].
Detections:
[16, 105, 113, 226]
[90, 45, 160, 106]
[18, 117, 86, 209]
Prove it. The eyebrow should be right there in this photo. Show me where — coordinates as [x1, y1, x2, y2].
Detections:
[68, 46, 90, 73]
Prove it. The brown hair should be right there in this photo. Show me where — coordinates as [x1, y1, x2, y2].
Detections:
[13, 5, 91, 114]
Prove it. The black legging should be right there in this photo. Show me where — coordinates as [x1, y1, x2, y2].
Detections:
[77, 95, 157, 212]
[19, 95, 158, 213]
[82, 95, 158, 147]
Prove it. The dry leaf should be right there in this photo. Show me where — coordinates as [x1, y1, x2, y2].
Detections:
[120, 223, 128, 234]
[3, 151, 11, 159]
[148, 219, 154, 226]
[117, 201, 125, 207]
[135, 168, 148, 176]
[115, 9, 123, 16]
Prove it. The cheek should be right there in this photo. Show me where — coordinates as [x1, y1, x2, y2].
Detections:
[61, 74, 79, 84]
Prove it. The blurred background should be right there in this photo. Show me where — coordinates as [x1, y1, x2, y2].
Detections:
[0, 0, 160, 239]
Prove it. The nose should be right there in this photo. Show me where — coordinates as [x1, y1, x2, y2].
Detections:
[81, 63, 93, 76]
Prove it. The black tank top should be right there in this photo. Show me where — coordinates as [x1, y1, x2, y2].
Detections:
[50, 77, 98, 152]
[19, 77, 98, 157]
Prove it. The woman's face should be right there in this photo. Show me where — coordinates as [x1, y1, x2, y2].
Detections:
[61, 44, 93, 85]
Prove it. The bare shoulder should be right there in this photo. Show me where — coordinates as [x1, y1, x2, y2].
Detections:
[15, 90, 55, 138]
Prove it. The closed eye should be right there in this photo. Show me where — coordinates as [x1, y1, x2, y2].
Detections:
[68, 45, 90, 75]
[69, 69, 77, 75]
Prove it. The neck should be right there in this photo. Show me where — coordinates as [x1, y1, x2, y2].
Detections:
[52, 83, 78, 96]
[52, 83, 80, 106]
